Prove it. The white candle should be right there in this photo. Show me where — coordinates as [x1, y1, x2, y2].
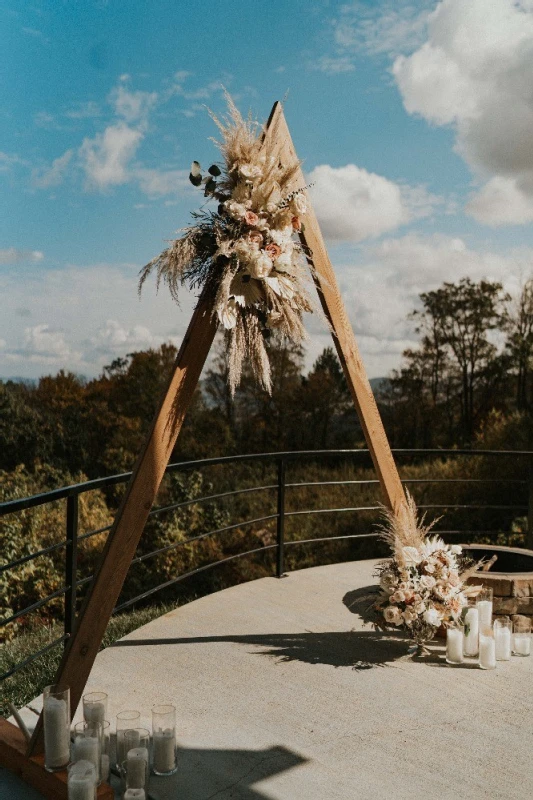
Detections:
[73, 735, 100, 774]
[83, 701, 105, 725]
[446, 628, 464, 664]
[100, 753, 110, 782]
[124, 790, 146, 800]
[477, 600, 493, 628]
[479, 633, 496, 669]
[68, 761, 96, 800]
[68, 775, 95, 800]
[463, 607, 479, 656]
[117, 728, 140, 766]
[153, 728, 176, 773]
[127, 746, 149, 789]
[513, 633, 531, 656]
[43, 696, 70, 769]
[495, 626, 511, 660]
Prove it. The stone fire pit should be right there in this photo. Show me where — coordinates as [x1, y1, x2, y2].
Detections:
[463, 544, 533, 623]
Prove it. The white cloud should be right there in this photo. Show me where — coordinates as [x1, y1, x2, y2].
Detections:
[392, 0, 533, 226]
[334, 1, 433, 58]
[331, 232, 532, 375]
[0, 248, 44, 264]
[310, 56, 355, 74]
[64, 101, 102, 120]
[0, 263, 195, 378]
[134, 168, 190, 197]
[308, 164, 442, 242]
[466, 177, 533, 226]
[32, 150, 73, 189]
[109, 85, 158, 124]
[79, 123, 143, 190]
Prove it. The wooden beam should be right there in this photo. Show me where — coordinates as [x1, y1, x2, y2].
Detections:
[28, 105, 285, 756]
[0, 718, 113, 799]
[266, 103, 405, 512]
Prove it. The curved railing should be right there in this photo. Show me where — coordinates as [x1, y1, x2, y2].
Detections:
[2, 448, 532, 683]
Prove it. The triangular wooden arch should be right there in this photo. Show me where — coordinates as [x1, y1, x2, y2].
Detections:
[27, 101, 405, 755]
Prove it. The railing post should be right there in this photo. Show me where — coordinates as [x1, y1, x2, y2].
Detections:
[65, 493, 79, 643]
[527, 458, 533, 551]
[276, 458, 286, 578]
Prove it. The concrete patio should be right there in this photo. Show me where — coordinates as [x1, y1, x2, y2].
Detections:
[4, 559, 533, 799]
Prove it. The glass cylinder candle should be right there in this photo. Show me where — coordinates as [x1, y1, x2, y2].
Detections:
[116, 710, 141, 769]
[446, 624, 464, 664]
[43, 684, 70, 772]
[152, 704, 177, 775]
[67, 760, 97, 800]
[463, 602, 479, 657]
[125, 728, 150, 790]
[476, 587, 493, 629]
[99, 721, 111, 783]
[124, 790, 146, 800]
[72, 721, 101, 782]
[494, 617, 512, 661]
[479, 624, 496, 670]
[512, 618, 531, 657]
[82, 691, 107, 726]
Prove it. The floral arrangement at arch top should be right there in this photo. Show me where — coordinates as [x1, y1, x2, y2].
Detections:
[139, 94, 313, 394]
[373, 494, 482, 646]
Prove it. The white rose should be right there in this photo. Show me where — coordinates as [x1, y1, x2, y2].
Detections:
[225, 200, 247, 220]
[413, 600, 426, 615]
[270, 226, 293, 246]
[249, 251, 272, 280]
[239, 163, 263, 180]
[383, 606, 403, 626]
[450, 545, 462, 555]
[420, 575, 436, 590]
[275, 251, 294, 273]
[423, 608, 442, 627]
[291, 193, 307, 215]
[403, 607, 418, 625]
[391, 590, 406, 603]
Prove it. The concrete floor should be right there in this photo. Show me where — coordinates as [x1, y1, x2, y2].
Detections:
[4, 559, 533, 799]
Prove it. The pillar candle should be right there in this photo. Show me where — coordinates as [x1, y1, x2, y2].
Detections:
[124, 790, 146, 800]
[68, 775, 95, 800]
[73, 735, 99, 774]
[479, 633, 496, 669]
[446, 628, 464, 664]
[117, 728, 140, 767]
[43, 696, 70, 769]
[127, 747, 149, 789]
[100, 753, 110, 782]
[495, 626, 511, 660]
[477, 600, 492, 628]
[513, 633, 531, 656]
[463, 607, 479, 656]
[153, 728, 176, 773]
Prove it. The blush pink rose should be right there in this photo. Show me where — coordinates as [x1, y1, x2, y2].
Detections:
[244, 210, 259, 226]
[265, 243, 282, 260]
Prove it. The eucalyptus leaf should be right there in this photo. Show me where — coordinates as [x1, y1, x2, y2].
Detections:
[204, 178, 217, 196]
[189, 173, 202, 186]
[190, 160, 202, 176]
[208, 164, 221, 176]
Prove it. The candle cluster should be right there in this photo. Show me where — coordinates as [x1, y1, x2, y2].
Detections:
[445, 586, 531, 669]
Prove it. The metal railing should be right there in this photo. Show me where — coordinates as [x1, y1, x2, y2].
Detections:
[2, 448, 532, 682]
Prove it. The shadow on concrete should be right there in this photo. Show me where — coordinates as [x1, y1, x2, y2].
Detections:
[110, 629, 408, 670]
[144, 744, 307, 800]
[342, 585, 382, 626]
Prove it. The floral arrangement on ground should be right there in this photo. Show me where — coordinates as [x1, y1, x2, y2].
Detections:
[373, 494, 482, 647]
[139, 94, 313, 394]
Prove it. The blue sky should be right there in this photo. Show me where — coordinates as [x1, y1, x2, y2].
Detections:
[2, 0, 533, 379]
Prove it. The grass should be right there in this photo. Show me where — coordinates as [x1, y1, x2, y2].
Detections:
[1, 603, 175, 718]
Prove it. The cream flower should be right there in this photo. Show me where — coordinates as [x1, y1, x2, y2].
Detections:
[274, 251, 293, 273]
[423, 608, 442, 627]
[391, 590, 406, 603]
[249, 251, 272, 280]
[225, 200, 247, 220]
[270, 226, 293, 246]
[420, 575, 436, 590]
[291, 193, 307, 215]
[450, 545, 462, 555]
[218, 298, 238, 329]
[239, 163, 263, 180]
[402, 607, 417, 625]
[384, 606, 403, 626]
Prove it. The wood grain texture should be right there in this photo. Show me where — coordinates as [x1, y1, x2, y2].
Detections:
[0, 718, 113, 799]
[266, 103, 405, 512]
